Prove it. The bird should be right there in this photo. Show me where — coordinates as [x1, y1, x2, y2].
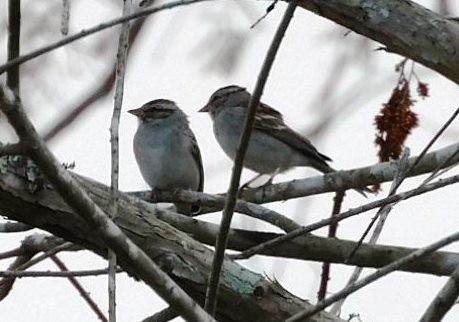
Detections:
[128, 99, 204, 214]
[199, 85, 348, 189]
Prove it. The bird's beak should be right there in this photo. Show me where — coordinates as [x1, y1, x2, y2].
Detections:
[127, 108, 144, 117]
[198, 104, 210, 113]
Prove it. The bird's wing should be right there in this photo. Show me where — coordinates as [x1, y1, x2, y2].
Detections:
[254, 102, 332, 165]
[186, 129, 204, 193]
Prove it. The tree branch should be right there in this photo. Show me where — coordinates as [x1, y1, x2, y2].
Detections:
[107, 1, 132, 320]
[0, 88, 215, 322]
[205, 4, 297, 315]
[0, 0, 210, 75]
[418, 265, 459, 322]
[295, 0, 459, 84]
[240, 142, 459, 204]
[0, 160, 344, 322]
[286, 230, 459, 321]
[7, 0, 21, 95]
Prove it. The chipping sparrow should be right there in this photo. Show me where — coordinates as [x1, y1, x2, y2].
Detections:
[199, 85, 334, 185]
[128, 99, 204, 214]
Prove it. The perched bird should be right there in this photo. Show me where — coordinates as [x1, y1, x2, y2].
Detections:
[128, 99, 204, 214]
[199, 85, 335, 186]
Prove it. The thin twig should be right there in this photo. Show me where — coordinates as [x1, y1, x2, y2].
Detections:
[330, 107, 459, 312]
[0, 241, 73, 301]
[204, 4, 297, 315]
[418, 265, 459, 322]
[108, 1, 132, 321]
[7, 0, 21, 95]
[404, 106, 459, 180]
[0, 268, 120, 278]
[43, 19, 146, 142]
[345, 150, 411, 262]
[318, 190, 345, 301]
[0, 88, 215, 322]
[330, 152, 411, 314]
[51, 255, 109, 322]
[0, 0, 210, 75]
[286, 230, 459, 321]
[230, 174, 459, 260]
[60, 0, 70, 36]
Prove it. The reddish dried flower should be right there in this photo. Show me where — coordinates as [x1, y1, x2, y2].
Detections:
[417, 82, 429, 98]
[374, 80, 419, 162]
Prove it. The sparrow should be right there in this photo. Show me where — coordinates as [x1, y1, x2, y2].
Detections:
[128, 99, 204, 214]
[199, 85, 337, 186]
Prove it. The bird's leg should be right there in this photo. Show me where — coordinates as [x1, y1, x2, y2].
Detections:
[240, 173, 264, 190]
[264, 168, 280, 186]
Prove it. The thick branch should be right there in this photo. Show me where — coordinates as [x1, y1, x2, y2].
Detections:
[0, 161, 343, 322]
[241, 142, 459, 204]
[295, 0, 459, 84]
[0, 88, 214, 322]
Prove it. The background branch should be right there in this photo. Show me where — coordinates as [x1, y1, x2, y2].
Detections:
[296, 0, 459, 84]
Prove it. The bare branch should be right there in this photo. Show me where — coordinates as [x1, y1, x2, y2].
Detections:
[0, 0, 210, 75]
[0, 238, 73, 301]
[318, 191, 345, 301]
[204, 4, 297, 315]
[7, 0, 21, 95]
[331, 107, 459, 313]
[60, 0, 70, 36]
[231, 173, 459, 260]
[75, 174, 459, 277]
[0, 157, 344, 322]
[43, 19, 146, 142]
[240, 142, 459, 204]
[418, 265, 459, 322]
[138, 189, 300, 232]
[51, 255, 109, 322]
[108, 1, 132, 320]
[296, 0, 459, 84]
[0, 268, 120, 278]
[0, 88, 215, 322]
[286, 231, 459, 321]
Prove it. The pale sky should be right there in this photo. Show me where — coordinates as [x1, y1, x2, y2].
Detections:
[1, 0, 459, 321]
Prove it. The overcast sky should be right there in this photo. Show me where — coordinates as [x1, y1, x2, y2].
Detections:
[1, 0, 459, 321]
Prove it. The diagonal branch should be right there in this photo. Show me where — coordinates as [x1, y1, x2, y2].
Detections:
[231, 173, 459, 260]
[43, 18, 146, 142]
[286, 230, 459, 321]
[204, 3, 297, 315]
[0, 87, 215, 322]
[51, 255, 109, 322]
[295, 0, 459, 84]
[0, 156, 344, 322]
[240, 142, 459, 204]
[0, 0, 210, 75]
[418, 265, 459, 322]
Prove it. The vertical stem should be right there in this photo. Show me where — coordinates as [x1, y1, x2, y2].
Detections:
[108, 1, 132, 321]
[317, 191, 344, 301]
[7, 0, 21, 95]
[204, 3, 297, 315]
